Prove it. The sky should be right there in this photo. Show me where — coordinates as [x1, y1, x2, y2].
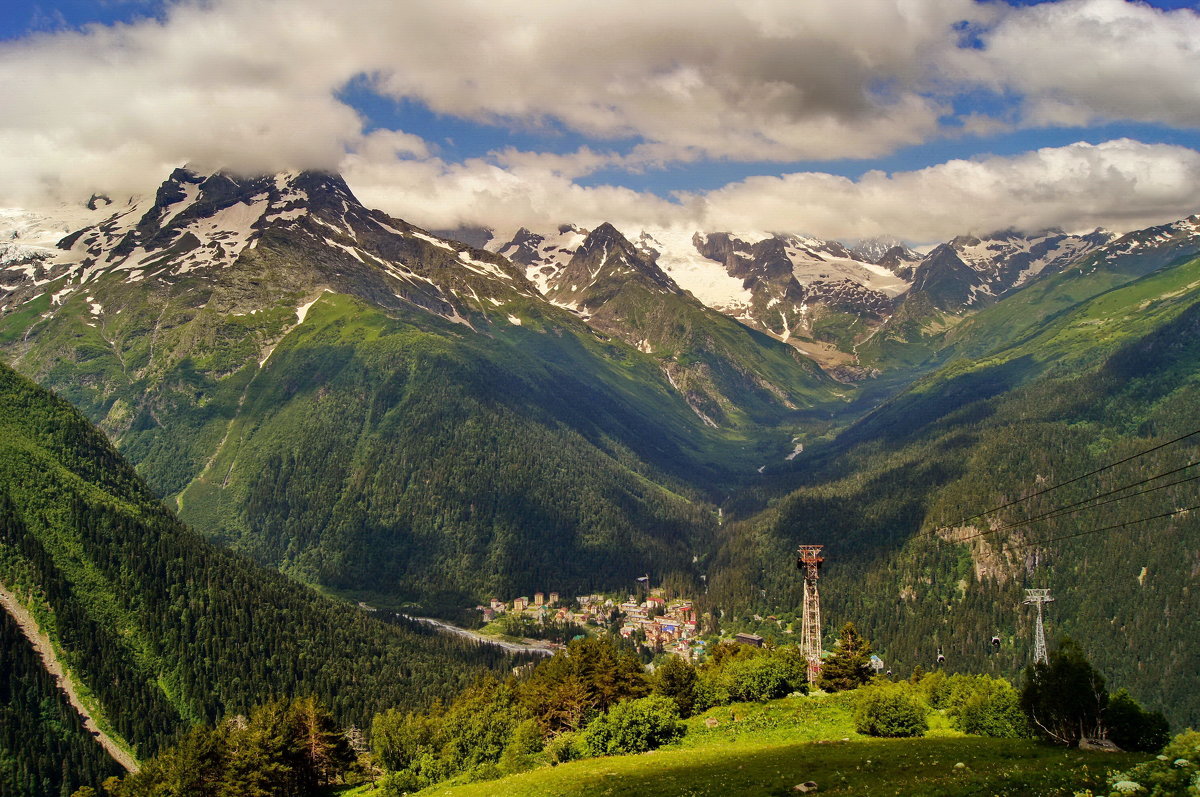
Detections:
[1, 0, 1199, 244]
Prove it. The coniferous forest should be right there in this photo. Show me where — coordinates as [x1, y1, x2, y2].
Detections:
[0, 363, 516, 775]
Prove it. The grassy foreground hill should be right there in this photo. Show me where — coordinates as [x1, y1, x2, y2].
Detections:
[373, 693, 1146, 797]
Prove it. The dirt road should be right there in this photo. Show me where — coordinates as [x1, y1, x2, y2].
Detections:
[0, 583, 139, 772]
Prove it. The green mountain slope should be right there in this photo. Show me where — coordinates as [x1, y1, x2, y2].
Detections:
[856, 215, 1200, 372]
[709, 255, 1200, 727]
[0, 361, 510, 773]
[1, 169, 839, 609]
[1, 610, 123, 797]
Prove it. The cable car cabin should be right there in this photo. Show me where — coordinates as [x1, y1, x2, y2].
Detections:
[991, 635, 1001, 649]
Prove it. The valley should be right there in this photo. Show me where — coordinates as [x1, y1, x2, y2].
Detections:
[1, 165, 1198, 796]
[5, 2, 1200, 794]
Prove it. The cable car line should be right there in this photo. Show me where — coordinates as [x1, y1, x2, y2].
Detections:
[1011, 502, 1200, 550]
[919, 427, 1200, 540]
[942, 464, 1200, 546]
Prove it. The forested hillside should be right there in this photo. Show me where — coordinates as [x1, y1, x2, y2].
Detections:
[709, 255, 1200, 726]
[0, 611, 122, 797]
[0, 362, 512, 771]
[0, 170, 840, 610]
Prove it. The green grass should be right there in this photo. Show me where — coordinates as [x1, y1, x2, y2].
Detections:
[406, 736, 1140, 797]
[368, 694, 1148, 797]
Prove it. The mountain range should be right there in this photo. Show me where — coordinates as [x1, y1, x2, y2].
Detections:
[2, 163, 1200, 775]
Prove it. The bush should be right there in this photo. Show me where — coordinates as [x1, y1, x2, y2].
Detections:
[1105, 689, 1170, 753]
[581, 695, 686, 756]
[692, 670, 732, 713]
[726, 654, 804, 703]
[1102, 729, 1200, 796]
[854, 683, 929, 738]
[498, 718, 544, 774]
[948, 676, 1028, 739]
[544, 731, 584, 765]
[377, 769, 424, 796]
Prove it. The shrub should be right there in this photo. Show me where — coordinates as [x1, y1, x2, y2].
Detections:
[693, 669, 732, 713]
[854, 683, 929, 738]
[726, 654, 802, 703]
[581, 695, 686, 756]
[544, 731, 584, 765]
[949, 677, 1028, 738]
[1105, 689, 1170, 753]
[1102, 729, 1200, 796]
[498, 718, 544, 774]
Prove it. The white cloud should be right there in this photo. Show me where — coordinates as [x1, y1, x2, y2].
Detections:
[1, 0, 1199, 243]
[688, 139, 1200, 242]
[344, 139, 1200, 244]
[965, 0, 1200, 130]
[361, 0, 979, 161]
[342, 149, 684, 233]
[0, 0, 986, 205]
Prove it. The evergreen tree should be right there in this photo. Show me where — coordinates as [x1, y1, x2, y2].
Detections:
[101, 698, 352, 797]
[520, 638, 649, 734]
[653, 656, 699, 717]
[818, 622, 873, 692]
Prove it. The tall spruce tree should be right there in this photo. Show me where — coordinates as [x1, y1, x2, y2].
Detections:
[818, 622, 874, 692]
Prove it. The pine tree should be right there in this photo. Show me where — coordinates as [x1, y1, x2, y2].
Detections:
[818, 622, 873, 692]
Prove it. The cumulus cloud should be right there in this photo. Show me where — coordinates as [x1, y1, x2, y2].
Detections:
[344, 139, 1200, 243]
[686, 139, 1200, 242]
[965, 0, 1200, 129]
[1, 0, 1199, 243]
[342, 148, 686, 234]
[361, 0, 980, 161]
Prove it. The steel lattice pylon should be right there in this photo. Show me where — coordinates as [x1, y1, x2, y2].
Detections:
[1023, 588, 1054, 665]
[797, 545, 825, 683]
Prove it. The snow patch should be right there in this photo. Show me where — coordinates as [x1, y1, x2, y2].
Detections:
[296, 289, 333, 324]
[639, 227, 752, 310]
[160, 181, 201, 226]
[324, 238, 365, 262]
[409, 229, 454, 251]
[457, 252, 511, 280]
[506, 314, 522, 325]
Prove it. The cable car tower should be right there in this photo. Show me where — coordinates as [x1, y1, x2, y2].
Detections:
[1023, 588, 1054, 665]
[796, 545, 824, 683]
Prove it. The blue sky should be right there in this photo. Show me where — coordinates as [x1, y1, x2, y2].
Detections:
[1, 0, 1199, 241]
